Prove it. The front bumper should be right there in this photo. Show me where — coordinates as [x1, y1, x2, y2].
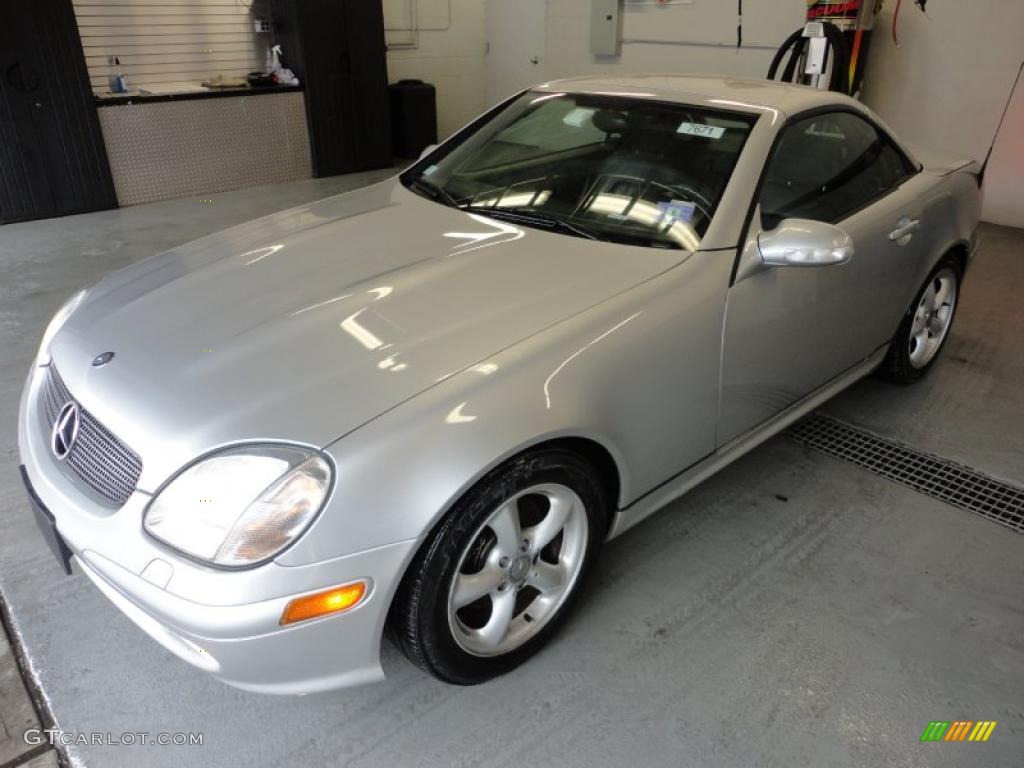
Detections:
[18, 364, 419, 694]
[73, 543, 414, 694]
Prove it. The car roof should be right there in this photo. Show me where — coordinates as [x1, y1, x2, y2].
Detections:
[535, 74, 857, 119]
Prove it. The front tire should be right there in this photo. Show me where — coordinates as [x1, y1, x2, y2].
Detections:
[389, 449, 607, 685]
[879, 254, 961, 385]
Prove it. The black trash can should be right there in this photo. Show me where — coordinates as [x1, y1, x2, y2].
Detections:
[389, 79, 438, 159]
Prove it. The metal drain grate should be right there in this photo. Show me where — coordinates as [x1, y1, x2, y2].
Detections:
[789, 414, 1024, 534]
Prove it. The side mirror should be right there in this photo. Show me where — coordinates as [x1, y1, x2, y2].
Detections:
[758, 219, 854, 267]
[418, 143, 438, 160]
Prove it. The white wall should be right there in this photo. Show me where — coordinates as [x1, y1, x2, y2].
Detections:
[544, 0, 805, 87]
[384, 0, 486, 138]
[72, 0, 264, 95]
[859, 2, 1024, 228]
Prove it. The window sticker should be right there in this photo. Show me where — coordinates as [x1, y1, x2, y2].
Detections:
[563, 107, 597, 127]
[423, 164, 439, 176]
[658, 200, 697, 224]
[677, 122, 726, 139]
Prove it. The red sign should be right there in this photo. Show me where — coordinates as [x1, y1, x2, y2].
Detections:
[806, 1, 861, 21]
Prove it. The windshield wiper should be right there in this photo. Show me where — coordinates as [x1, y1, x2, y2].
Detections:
[462, 206, 606, 242]
[409, 177, 459, 208]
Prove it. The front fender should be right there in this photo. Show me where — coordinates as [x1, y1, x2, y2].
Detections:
[278, 319, 636, 568]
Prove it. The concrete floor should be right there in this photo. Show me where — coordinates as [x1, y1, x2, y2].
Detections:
[0, 175, 1022, 768]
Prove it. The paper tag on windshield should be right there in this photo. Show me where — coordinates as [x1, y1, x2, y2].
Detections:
[677, 122, 726, 139]
[658, 200, 696, 224]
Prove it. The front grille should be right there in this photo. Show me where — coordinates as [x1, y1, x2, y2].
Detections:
[41, 365, 143, 506]
[790, 414, 1024, 534]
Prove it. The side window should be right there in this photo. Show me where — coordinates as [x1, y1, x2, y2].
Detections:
[759, 111, 914, 228]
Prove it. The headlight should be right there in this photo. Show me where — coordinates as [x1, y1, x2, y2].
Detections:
[144, 445, 332, 568]
[37, 289, 88, 365]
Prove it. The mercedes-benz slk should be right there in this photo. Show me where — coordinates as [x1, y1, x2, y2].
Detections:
[19, 76, 981, 692]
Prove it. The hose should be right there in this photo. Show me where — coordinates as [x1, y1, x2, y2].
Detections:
[892, 0, 903, 48]
[767, 22, 851, 94]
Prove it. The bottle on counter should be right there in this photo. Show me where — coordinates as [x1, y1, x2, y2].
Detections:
[110, 56, 128, 93]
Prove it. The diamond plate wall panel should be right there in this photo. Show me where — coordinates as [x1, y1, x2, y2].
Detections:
[98, 92, 312, 206]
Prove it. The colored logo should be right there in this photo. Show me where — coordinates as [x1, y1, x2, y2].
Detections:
[921, 721, 997, 742]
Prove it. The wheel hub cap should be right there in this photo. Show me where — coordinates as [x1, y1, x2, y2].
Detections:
[508, 554, 531, 583]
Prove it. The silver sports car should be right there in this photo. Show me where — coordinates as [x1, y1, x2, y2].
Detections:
[19, 76, 981, 693]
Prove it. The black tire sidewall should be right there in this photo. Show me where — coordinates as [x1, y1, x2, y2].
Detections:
[408, 449, 607, 684]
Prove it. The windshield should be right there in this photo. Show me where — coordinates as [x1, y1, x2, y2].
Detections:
[401, 91, 757, 250]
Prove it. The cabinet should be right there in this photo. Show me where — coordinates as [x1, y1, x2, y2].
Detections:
[0, 0, 116, 224]
[271, 0, 393, 177]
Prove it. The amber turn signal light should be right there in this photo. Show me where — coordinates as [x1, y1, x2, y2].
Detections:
[280, 581, 367, 625]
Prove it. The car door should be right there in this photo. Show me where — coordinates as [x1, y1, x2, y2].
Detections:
[718, 109, 923, 445]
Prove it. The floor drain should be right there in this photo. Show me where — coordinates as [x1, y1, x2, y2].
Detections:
[789, 414, 1024, 534]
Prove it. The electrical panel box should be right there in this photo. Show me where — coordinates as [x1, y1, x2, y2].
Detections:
[590, 0, 623, 56]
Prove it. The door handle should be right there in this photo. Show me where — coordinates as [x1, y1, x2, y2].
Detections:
[888, 217, 920, 243]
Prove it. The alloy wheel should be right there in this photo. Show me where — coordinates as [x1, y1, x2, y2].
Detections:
[908, 267, 958, 369]
[447, 482, 589, 657]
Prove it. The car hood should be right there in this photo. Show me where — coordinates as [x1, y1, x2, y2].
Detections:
[50, 180, 682, 490]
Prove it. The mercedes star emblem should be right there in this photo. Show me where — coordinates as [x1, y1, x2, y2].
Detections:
[51, 401, 80, 461]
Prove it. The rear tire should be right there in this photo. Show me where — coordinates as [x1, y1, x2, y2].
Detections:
[389, 449, 607, 685]
[879, 254, 961, 385]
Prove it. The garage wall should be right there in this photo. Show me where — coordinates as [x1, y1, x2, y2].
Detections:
[544, 0, 806, 85]
[413, 0, 807, 140]
[71, 0, 265, 95]
[384, 0, 486, 138]
[860, 2, 1024, 228]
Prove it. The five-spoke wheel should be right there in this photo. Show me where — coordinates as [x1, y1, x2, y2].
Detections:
[390, 449, 606, 684]
[447, 483, 588, 656]
[908, 267, 958, 369]
[881, 254, 962, 384]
